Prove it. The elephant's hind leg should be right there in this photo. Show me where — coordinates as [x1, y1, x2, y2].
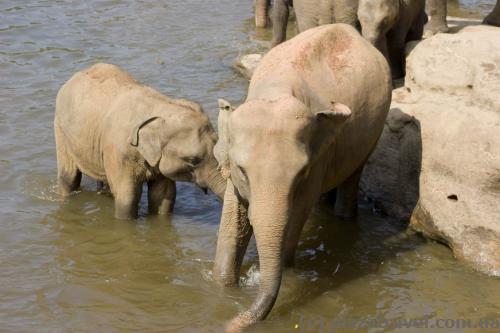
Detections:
[55, 139, 81, 196]
[148, 177, 176, 215]
[334, 164, 364, 219]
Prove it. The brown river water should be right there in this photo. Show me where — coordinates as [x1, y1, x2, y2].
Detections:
[0, 1, 499, 332]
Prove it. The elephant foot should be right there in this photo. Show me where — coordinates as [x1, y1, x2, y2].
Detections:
[483, 14, 500, 27]
[423, 20, 449, 38]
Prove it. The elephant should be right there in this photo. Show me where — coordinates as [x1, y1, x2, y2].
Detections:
[424, 0, 448, 35]
[254, 0, 271, 28]
[213, 24, 392, 332]
[484, 1, 500, 26]
[425, 0, 500, 36]
[54, 63, 226, 219]
[358, 0, 427, 79]
[271, 0, 358, 47]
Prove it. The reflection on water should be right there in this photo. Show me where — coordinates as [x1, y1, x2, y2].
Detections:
[0, 1, 499, 332]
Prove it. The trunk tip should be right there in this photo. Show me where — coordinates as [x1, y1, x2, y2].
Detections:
[225, 311, 257, 333]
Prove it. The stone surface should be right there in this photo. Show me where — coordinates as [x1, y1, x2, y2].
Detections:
[360, 25, 500, 276]
[233, 53, 263, 80]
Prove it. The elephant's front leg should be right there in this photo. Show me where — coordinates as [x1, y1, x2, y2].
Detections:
[271, 0, 291, 47]
[424, 0, 448, 36]
[387, 33, 407, 80]
[148, 177, 176, 215]
[109, 174, 143, 220]
[213, 180, 253, 287]
[284, 207, 312, 267]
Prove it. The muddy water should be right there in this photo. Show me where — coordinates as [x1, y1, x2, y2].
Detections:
[0, 1, 499, 332]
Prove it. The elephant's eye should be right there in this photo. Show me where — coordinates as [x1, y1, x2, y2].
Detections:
[183, 156, 202, 167]
[238, 166, 248, 182]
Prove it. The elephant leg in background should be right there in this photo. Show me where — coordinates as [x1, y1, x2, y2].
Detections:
[271, 0, 291, 46]
[294, 0, 320, 33]
[318, 0, 334, 25]
[55, 131, 82, 196]
[148, 176, 176, 215]
[334, 163, 364, 219]
[385, 29, 408, 79]
[283, 205, 313, 267]
[407, 9, 428, 42]
[213, 180, 253, 287]
[484, 0, 500, 26]
[255, 0, 270, 28]
[333, 0, 359, 29]
[425, 0, 448, 36]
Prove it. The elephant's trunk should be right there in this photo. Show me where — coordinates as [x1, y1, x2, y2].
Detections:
[364, 33, 389, 64]
[225, 192, 289, 333]
[205, 158, 227, 201]
[255, 0, 270, 28]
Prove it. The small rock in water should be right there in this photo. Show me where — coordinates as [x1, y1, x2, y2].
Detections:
[233, 53, 263, 80]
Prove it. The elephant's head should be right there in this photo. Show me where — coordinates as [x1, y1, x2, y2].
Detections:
[215, 96, 351, 332]
[129, 106, 226, 200]
[357, 0, 399, 58]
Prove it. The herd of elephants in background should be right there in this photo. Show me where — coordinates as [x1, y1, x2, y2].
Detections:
[255, 0, 500, 77]
[52, 1, 499, 332]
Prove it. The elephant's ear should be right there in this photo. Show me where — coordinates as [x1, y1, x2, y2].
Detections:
[214, 99, 233, 179]
[128, 117, 164, 167]
[316, 102, 352, 128]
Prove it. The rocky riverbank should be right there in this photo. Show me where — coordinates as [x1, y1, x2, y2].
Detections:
[361, 24, 500, 276]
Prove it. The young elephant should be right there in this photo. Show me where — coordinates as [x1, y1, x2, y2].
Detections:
[54, 63, 226, 219]
[358, 0, 427, 79]
[214, 24, 391, 332]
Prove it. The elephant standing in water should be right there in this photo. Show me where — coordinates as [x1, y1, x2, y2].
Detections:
[254, 0, 271, 27]
[358, 0, 427, 79]
[213, 24, 391, 332]
[55, 63, 226, 219]
[425, 0, 500, 35]
[271, 0, 358, 46]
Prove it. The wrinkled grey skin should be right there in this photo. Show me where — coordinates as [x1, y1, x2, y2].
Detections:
[255, 0, 271, 28]
[271, 0, 359, 47]
[358, 0, 427, 79]
[54, 63, 226, 219]
[214, 25, 391, 332]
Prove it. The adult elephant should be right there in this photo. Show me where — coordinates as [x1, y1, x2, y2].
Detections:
[358, 0, 427, 79]
[271, 0, 358, 46]
[213, 24, 391, 332]
[255, 0, 271, 28]
[425, 0, 500, 36]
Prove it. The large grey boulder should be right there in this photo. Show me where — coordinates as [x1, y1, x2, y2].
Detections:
[360, 25, 500, 276]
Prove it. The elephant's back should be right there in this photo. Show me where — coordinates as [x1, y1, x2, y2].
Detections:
[55, 63, 137, 119]
[54, 63, 140, 177]
[252, 24, 390, 93]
